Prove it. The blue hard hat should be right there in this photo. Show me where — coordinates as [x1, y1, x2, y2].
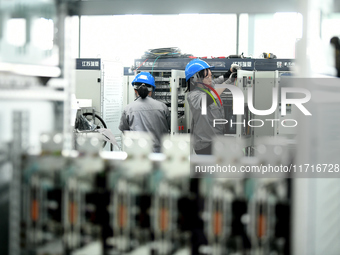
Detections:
[185, 59, 214, 81]
[132, 72, 156, 91]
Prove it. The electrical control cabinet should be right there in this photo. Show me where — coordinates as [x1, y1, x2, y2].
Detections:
[235, 70, 297, 146]
[213, 69, 296, 149]
[220, 70, 254, 148]
[75, 58, 124, 150]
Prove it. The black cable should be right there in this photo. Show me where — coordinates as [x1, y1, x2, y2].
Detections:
[141, 47, 193, 59]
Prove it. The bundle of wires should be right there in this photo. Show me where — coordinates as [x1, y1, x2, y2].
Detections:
[142, 47, 182, 58]
[137, 47, 193, 73]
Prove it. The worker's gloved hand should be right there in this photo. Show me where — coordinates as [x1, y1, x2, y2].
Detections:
[223, 64, 242, 79]
[230, 63, 241, 79]
[231, 63, 241, 73]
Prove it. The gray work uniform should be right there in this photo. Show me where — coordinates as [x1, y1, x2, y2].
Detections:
[119, 96, 170, 153]
[187, 76, 227, 152]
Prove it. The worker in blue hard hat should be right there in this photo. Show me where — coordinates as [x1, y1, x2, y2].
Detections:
[119, 72, 170, 153]
[185, 59, 241, 155]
